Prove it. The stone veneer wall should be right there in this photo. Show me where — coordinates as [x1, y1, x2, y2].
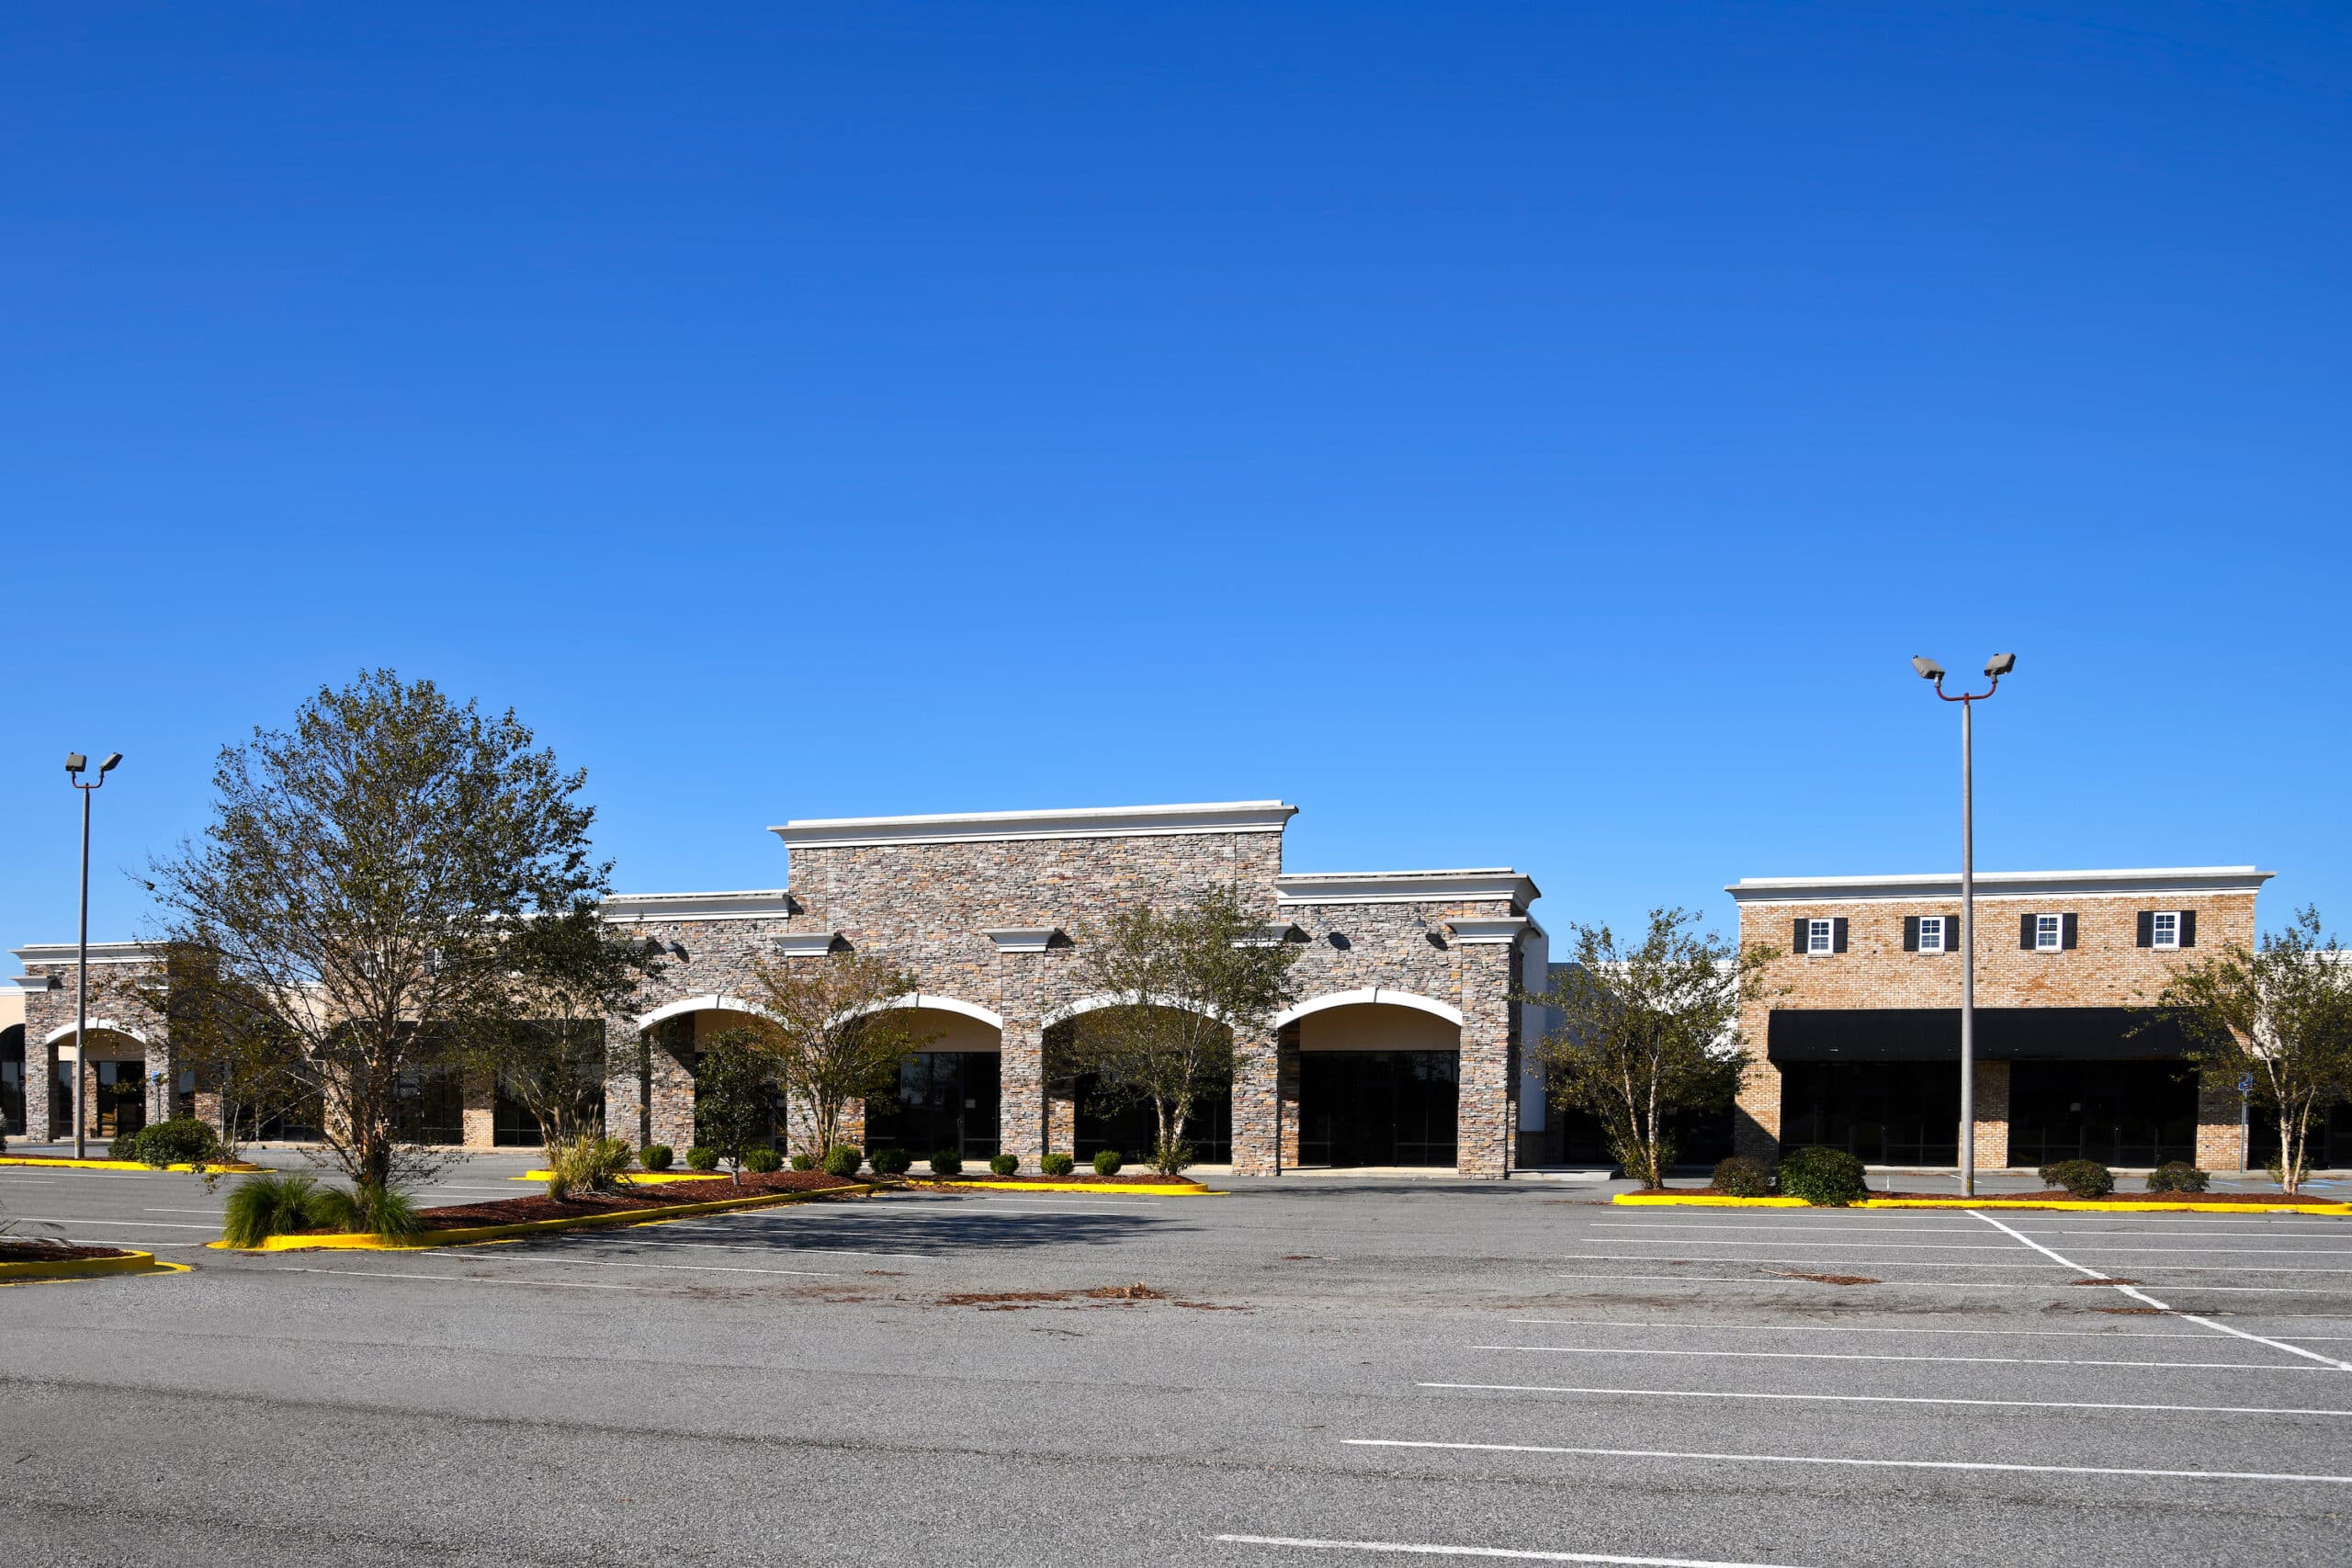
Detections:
[605, 829, 1538, 1178]
[18, 960, 174, 1144]
[1733, 889, 2259, 1165]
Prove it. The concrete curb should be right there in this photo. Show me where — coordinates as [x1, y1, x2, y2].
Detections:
[0, 1156, 266, 1174]
[209, 1179, 878, 1252]
[0, 1248, 184, 1283]
[1613, 1192, 2352, 1215]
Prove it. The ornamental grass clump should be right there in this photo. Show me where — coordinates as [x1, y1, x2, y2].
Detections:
[1709, 1156, 1774, 1197]
[2039, 1159, 2115, 1199]
[308, 1179, 422, 1240]
[543, 1123, 635, 1200]
[221, 1171, 327, 1247]
[1775, 1145, 1868, 1207]
[2146, 1161, 2211, 1193]
[742, 1147, 783, 1173]
[821, 1144, 865, 1179]
[1040, 1153, 1075, 1177]
[1092, 1149, 1125, 1177]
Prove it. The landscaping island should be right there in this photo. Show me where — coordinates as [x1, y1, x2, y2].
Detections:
[0, 1241, 177, 1282]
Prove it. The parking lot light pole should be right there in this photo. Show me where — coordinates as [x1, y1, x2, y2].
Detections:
[65, 751, 123, 1160]
[1911, 655, 2012, 1198]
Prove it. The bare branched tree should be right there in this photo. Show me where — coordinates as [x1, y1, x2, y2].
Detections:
[146, 671, 610, 1225]
[1058, 886, 1298, 1175]
[738, 951, 934, 1157]
[1520, 908, 1775, 1188]
[2154, 906, 2352, 1195]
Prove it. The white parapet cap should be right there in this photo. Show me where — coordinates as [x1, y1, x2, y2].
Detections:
[770, 800, 1298, 850]
[981, 927, 1060, 953]
[1275, 869, 1540, 908]
[1725, 866, 2276, 905]
[600, 890, 796, 923]
[13, 941, 159, 969]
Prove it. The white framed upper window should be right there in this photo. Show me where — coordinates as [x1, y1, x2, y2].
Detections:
[2034, 913, 2064, 952]
[1918, 916, 1946, 953]
[1807, 919, 1834, 955]
[2151, 910, 2180, 949]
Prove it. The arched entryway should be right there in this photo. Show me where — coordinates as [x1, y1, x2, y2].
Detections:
[1281, 993, 1463, 1168]
[628, 995, 778, 1151]
[41, 1021, 156, 1142]
[1044, 998, 1234, 1167]
[860, 1001, 1003, 1160]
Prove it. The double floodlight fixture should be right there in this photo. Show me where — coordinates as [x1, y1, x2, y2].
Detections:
[1909, 656, 1945, 682]
[1909, 653, 2018, 687]
[1984, 652, 2017, 679]
[65, 752, 87, 773]
[65, 751, 123, 778]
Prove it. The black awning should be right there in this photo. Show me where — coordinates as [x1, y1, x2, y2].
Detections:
[1767, 1008, 2193, 1064]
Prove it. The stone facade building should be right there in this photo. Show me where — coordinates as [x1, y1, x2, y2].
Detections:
[602, 801, 1549, 1178]
[1728, 866, 2271, 1170]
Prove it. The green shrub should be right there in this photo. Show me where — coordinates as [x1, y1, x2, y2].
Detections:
[989, 1154, 1019, 1177]
[1040, 1152, 1076, 1177]
[867, 1146, 912, 1176]
[639, 1144, 674, 1171]
[305, 1179, 422, 1240]
[2039, 1159, 2115, 1199]
[821, 1145, 864, 1179]
[929, 1149, 964, 1178]
[684, 1145, 719, 1171]
[1710, 1156, 1774, 1197]
[2146, 1161, 2211, 1194]
[742, 1147, 783, 1173]
[113, 1117, 230, 1169]
[1776, 1145, 1868, 1206]
[221, 1171, 328, 1247]
[788, 1152, 817, 1171]
[1092, 1149, 1125, 1177]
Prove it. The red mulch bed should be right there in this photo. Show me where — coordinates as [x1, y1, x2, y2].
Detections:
[912, 1172, 1203, 1187]
[296, 1168, 861, 1234]
[1, 1240, 134, 1263]
[1654, 1186, 2345, 1205]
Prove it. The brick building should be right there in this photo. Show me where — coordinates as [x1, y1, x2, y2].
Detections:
[1727, 866, 2271, 1170]
[8, 800, 1554, 1179]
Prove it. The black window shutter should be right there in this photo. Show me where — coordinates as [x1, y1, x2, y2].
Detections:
[1794, 918, 1809, 954]
[2137, 911, 2154, 948]
[2179, 909, 2197, 948]
[1903, 916, 1919, 952]
[2062, 912, 2078, 950]
[2020, 913, 2037, 950]
[1832, 917, 1849, 953]
[1947, 913, 1962, 952]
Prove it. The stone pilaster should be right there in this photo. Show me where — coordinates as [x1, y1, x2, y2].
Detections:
[604, 1015, 648, 1147]
[648, 1032, 696, 1151]
[1229, 1029, 1280, 1175]
[1277, 1028, 1301, 1168]
[996, 945, 1049, 1162]
[24, 1029, 53, 1143]
[1046, 1092, 1075, 1158]
[1455, 940, 1514, 1179]
[1972, 1059, 2010, 1170]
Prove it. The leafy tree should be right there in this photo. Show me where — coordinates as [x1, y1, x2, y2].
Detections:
[1520, 908, 1774, 1189]
[1058, 886, 1299, 1176]
[475, 904, 662, 1142]
[98, 944, 310, 1168]
[694, 1031, 778, 1182]
[147, 671, 609, 1226]
[2153, 906, 2352, 1195]
[738, 952, 935, 1158]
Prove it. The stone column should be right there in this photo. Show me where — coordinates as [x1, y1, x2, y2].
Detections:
[24, 1032, 54, 1145]
[146, 1035, 176, 1128]
[2195, 1079, 2245, 1173]
[648, 1028, 697, 1151]
[1229, 1030, 1281, 1176]
[1046, 1091, 1076, 1158]
[1733, 1057, 1783, 1161]
[461, 1067, 498, 1150]
[990, 935, 1053, 1163]
[1277, 1027, 1301, 1168]
[1972, 1059, 2011, 1171]
[1454, 939, 1516, 1179]
[605, 1014, 648, 1148]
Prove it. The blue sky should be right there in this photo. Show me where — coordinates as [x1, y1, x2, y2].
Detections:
[3, 3, 2346, 953]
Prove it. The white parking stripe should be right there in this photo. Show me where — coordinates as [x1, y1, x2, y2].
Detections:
[1340, 1438, 2352, 1484]
[1419, 1382, 2352, 1417]
[1208, 1535, 1808, 1567]
[1505, 1317, 2352, 1342]
[1967, 1211, 2352, 1371]
[1474, 1344, 2336, 1372]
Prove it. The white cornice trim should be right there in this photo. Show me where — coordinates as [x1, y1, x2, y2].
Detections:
[1447, 915, 1530, 945]
[1726, 867, 2275, 905]
[771, 932, 842, 958]
[602, 890, 795, 923]
[981, 927, 1059, 954]
[13, 973, 61, 991]
[1276, 870, 1538, 908]
[1274, 987, 1465, 1029]
[771, 800, 1296, 850]
[14, 942, 157, 967]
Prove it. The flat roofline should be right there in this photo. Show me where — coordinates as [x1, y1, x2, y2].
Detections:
[1277, 869, 1540, 908]
[771, 800, 1296, 850]
[1727, 866, 2274, 903]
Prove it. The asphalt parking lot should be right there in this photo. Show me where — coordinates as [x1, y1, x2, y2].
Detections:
[5, 1158, 2350, 1568]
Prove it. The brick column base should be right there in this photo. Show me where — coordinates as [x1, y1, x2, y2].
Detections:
[1734, 1057, 1782, 1160]
[2195, 1080, 2245, 1173]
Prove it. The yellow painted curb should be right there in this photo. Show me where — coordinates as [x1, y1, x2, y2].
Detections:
[1613, 1192, 2352, 1216]
[517, 1169, 730, 1184]
[926, 1179, 1222, 1197]
[209, 1180, 878, 1252]
[0, 1156, 266, 1174]
[0, 1248, 181, 1283]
